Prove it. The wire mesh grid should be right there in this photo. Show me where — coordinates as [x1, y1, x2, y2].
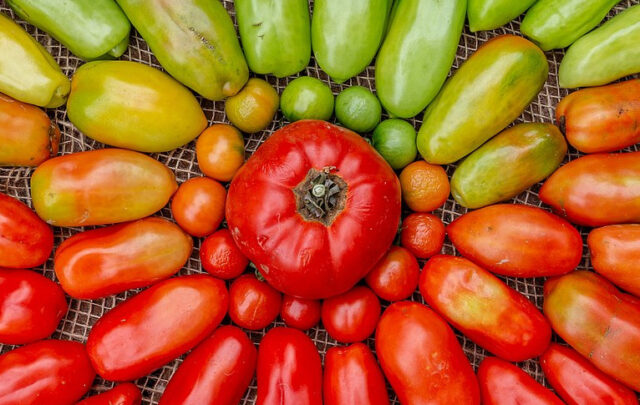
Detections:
[0, 0, 639, 403]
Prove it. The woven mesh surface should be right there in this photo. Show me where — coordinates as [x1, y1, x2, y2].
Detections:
[1, 0, 639, 403]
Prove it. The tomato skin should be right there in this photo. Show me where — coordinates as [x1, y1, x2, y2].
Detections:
[375, 301, 480, 405]
[447, 204, 582, 277]
[196, 124, 245, 182]
[229, 274, 282, 330]
[200, 228, 248, 279]
[324, 343, 389, 405]
[86, 275, 228, 381]
[540, 343, 638, 405]
[0, 269, 67, 344]
[0, 340, 96, 405]
[400, 213, 445, 259]
[321, 286, 381, 343]
[280, 295, 321, 330]
[257, 327, 323, 405]
[76, 383, 142, 405]
[159, 326, 257, 405]
[0, 192, 53, 268]
[365, 246, 420, 302]
[171, 177, 226, 237]
[478, 357, 564, 405]
[54, 217, 192, 299]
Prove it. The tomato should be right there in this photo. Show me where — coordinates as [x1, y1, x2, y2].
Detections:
[0, 340, 95, 405]
[77, 383, 142, 405]
[226, 120, 401, 299]
[86, 275, 228, 381]
[0, 192, 53, 268]
[321, 286, 380, 343]
[225, 78, 279, 133]
[447, 204, 582, 277]
[478, 357, 564, 405]
[375, 301, 480, 404]
[171, 177, 226, 237]
[159, 326, 257, 405]
[400, 213, 445, 259]
[280, 295, 321, 330]
[200, 228, 248, 279]
[229, 274, 282, 330]
[196, 124, 245, 182]
[365, 246, 420, 302]
[544, 271, 640, 391]
[540, 343, 639, 405]
[399, 160, 450, 212]
[54, 217, 192, 299]
[324, 343, 389, 405]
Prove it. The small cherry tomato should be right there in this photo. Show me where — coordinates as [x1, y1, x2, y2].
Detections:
[400, 213, 445, 259]
[321, 285, 381, 343]
[365, 246, 419, 301]
[225, 78, 279, 133]
[399, 160, 450, 212]
[171, 177, 226, 237]
[229, 274, 282, 330]
[280, 295, 321, 330]
[77, 383, 142, 405]
[196, 124, 245, 182]
[200, 228, 248, 279]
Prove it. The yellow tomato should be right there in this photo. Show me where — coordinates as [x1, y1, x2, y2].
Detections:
[225, 78, 279, 133]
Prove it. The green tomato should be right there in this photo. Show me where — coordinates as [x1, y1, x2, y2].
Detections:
[372, 119, 417, 170]
[335, 86, 382, 133]
[280, 77, 334, 122]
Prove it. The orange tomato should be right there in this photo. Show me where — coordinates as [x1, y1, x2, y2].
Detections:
[399, 160, 450, 212]
[196, 124, 245, 182]
[225, 78, 279, 133]
[171, 177, 226, 237]
[400, 213, 445, 259]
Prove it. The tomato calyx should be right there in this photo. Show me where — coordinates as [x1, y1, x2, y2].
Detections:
[293, 166, 347, 226]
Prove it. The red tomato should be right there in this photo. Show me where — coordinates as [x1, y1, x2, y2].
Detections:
[447, 204, 582, 277]
[0, 192, 53, 268]
[171, 177, 226, 237]
[226, 120, 401, 299]
[375, 301, 480, 404]
[365, 246, 419, 301]
[229, 274, 282, 330]
[0, 269, 67, 344]
[280, 295, 321, 330]
[200, 228, 248, 279]
[400, 213, 445, 259]
[540, 343, 638, 405]
[54, 217, 192, 299]
[478, 357, 564, 405]
[159, 326, 257, 405]
[321, 286, 381, 343]
[0, 340, 95, 405]
[87, 275, 228, 381]
[77, 383, 142, 405]
[324, 343, 389, 405]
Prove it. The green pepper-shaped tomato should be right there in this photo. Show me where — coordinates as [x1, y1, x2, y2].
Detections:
[417, 35, 548, 164]
[236, 0, 310, 78]
[115, 0, 248, 100]
[7, 0, 131, 60]
[559, 4, 640, 88]
[468, 0, 537, 32]
[451, 123, 567, 209]
[375, 0, 466, 118]
[0, 13, 70, 108]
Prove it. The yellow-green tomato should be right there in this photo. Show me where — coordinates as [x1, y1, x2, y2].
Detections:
[280, 77, 334, 122]
[225, 78, 279, 133]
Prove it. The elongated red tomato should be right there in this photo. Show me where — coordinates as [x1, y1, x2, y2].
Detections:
[86, 275, 228, 381]
[227, 120, 401, 299]
[257, 327, 322, 405]
[77, 383, 142, 405]
[365, 246, 420, 302]
[0, 192, 53, 268]
[0, 269, 67, 344]
[447, 204, 582, 277]
[54, 217, 192, 299]
[324, 343, 389, 405]
[280, 295, 321, 330]
[159, 326, 256, 405]
[0, 340, 95, 405]
[420, 255, 551, 361]
[540, 343, 638, 405]
[375, 301, 480, 405]
[321, 286, 381, 343]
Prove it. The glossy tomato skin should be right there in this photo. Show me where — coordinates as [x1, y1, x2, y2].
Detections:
[0, 340, 96, 405]
[375, 301, 480, 405]
[159, 326, 257, 405]
[540, 343, 638, 405]
[226, 120, 401, 299]
[0, 269, 67, 344]
[77, 383, 142, 405]
[365, 246, 419, 302]
[200, 228, 248, 279]
[0, 192, 53, 268]
[321, 286, 381, 343]
[400, 213, 446, 259]
[280, 295, 321, 330]
[257, 327, 323, 405]
[196, 124, 245, 182]
[447, 204, 582, 277]
[86, 275, 228, 381]
[324, 343, 389, 405]
[171, 177, 226, 237]
[229, 274, 282, 330]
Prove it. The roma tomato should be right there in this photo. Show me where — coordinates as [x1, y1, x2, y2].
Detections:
[365, 246, 420, 302]
[400, 213, 445, 259]
[281, 295, 321, 330]
[0, 269, 67, 344]
[55, 217, 192, 299]
[77, 383, 142, 405]
[375, 301, 480, 405]
[321, 286, 381, 343]
[540, 343, 638, 405]
[0, 192, 53, 268]
[0, 340, 95, 405]
[171, 177, 226, 237]
[257, 327, 322, 405]
[87, 275, 228, 381]
[159, 326, 257, 405]
[588, 225, 640, 297]
[229, 274, 282, 330]
[226, 120, 401, 299]
[324, 343, 389, 405]
[200, 228, 248, 279]
[447, 204, 582, 277]
[196, 124, 245, 182]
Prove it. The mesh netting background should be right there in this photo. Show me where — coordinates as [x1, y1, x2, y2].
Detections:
[1, 0, 639, 403]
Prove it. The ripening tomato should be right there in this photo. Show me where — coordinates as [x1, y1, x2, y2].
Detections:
[281, 295, 321, 330]
[196, 124, 245, 182]
[400, 213, 445, 259]
[77, 383, 142, 405]
[321, 286, 381, 343]
[365, 246, 420, 302]
[200, 228, 248, 279]
[171, 177, 226, 237]
[229, 274, 282, 330]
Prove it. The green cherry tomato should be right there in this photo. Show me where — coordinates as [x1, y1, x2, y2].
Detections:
[335, 86, 382, 133]
[280, 77, 334, 122]
[372, 119, 417, 170]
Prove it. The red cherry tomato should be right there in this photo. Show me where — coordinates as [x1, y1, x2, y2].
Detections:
[229, 274, 282, 330]
[76, 383, 142, 405]
[171, 177, 226, 237]
[321, 286, 381, 343]
[0, 340, 95, 405]
[400, 213, 445, 259]
[365, 246, 419, 301]
[280, 295, 321, 330]
[159, 326, 257, 405]
[200, 228, 248, 279]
